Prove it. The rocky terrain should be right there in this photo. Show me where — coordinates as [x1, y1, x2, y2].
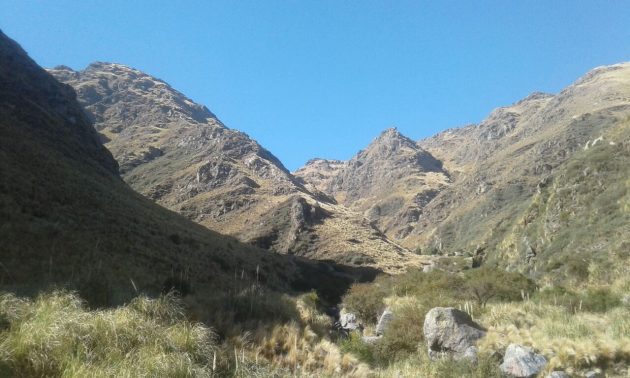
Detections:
[50, 64, 425, 274]
[297, 64, 630, 283]
[296, 128, 451, 241]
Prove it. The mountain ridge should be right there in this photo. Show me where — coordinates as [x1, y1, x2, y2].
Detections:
[50, 62, 427, 274]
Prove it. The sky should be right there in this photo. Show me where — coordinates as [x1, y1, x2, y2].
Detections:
[1, 1, 629, 170]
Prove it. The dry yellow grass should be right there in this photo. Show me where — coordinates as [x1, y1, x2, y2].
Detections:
[479, 300, 630, 375]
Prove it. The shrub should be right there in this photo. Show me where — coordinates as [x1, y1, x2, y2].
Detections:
[339, 332, 375, 365]
[342, 281, 389, 323]
[463, 266, 536, 307]
[580, 287, 621, 313]
[370, 302, 426, 364]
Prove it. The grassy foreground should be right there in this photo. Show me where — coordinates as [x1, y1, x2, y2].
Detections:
[1, 267, 629, 377]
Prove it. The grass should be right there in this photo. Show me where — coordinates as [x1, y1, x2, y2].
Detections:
[0, 291, 215, 377]
[479, 300, 630, 375]
[337, 267, 630, 377]
[0, 290, 373, 377]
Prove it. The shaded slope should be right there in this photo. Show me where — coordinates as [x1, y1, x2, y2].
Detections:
[0, 30, 366, 304]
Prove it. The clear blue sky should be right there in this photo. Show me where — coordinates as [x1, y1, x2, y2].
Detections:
[2, 1, 629, 170]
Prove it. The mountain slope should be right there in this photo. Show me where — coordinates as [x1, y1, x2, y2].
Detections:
[0, 30, 362, 304]
[296, 128, 451, 242]
[411, 64, 630, 257]
[297, 64, 630, 284]
[50, 64, 424, 273]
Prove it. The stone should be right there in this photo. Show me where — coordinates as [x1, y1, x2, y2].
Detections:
[584, 371, 601, 378]
[375, 308, 394, 336]
[339, 311, 361, 332]
[499, 344, 547, 377]
[546, 372, 570, 378]
[423, 307, 486, 361]
[361, 335, 381, 344]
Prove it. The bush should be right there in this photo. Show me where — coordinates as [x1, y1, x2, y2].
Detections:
[534, 286, 621, 313]
[342, 281, 389, 323]
[370, 303, 426, 364]
[339, 332, 375, 365]
[463, 266, 536, 307]
[580, 287, 621, 312]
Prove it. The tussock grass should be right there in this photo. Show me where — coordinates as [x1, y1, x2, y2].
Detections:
[479, 300, 630, 374]
[0, 291, 215, 377]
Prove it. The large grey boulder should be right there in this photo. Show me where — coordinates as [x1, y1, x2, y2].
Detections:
[423, 307, 486, 360]
[500, 344, 547, 377]
[375, 308, 394, 336]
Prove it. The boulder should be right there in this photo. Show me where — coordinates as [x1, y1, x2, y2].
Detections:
[500, 344, 547, 377]
[339, 311, 361, 332]
[423, 307, 485, 360]
[375, 308, 394, 336]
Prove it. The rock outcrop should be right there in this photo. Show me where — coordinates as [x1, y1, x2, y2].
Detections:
[423, 307, 486, 361]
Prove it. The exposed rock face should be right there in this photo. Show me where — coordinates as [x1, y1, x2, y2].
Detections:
[423, 307, 486, 361]
[546, 372, 570, 378]
[295, 128, 450, 242]
[50, 63, 425, 273]
[500, 344, 547, 378]
[294, 158, 346, 195]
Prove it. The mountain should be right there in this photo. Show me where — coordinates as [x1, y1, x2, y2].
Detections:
[412, 64, 630, 282]
[295, 128, 451, 242]
[0, 30, 393, 309]
[50, 63, 425, 273]
[297, 64, 630, 283]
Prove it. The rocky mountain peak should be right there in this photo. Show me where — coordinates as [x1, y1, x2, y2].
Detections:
[369, 127, 419, 153]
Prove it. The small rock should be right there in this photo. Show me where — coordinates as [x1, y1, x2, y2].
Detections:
[500, 344, 547, 378]
[339, 311, 362, 332]
[423, 307, 486, 361]
[375, 308, 394, 336]
[584, 370, 601, 378]
[546, 371, 570, 378]
[361, 335, 381, 344]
